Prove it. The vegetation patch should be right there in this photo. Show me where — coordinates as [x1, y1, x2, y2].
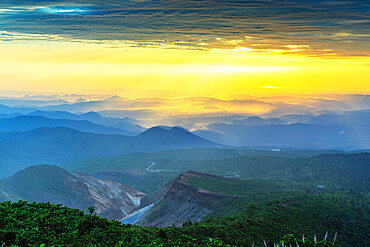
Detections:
[0, 200, 343, 246]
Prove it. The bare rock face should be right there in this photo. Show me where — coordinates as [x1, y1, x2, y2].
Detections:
[74, 173, 146, 220]
[129, 171, 242, 227]
[0, 165, 146, 220]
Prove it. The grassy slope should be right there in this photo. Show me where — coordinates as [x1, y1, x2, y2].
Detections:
[187, 176, 285, 195]
[160, 192, 369, 247]
[63, 149, 369, 193]
[0, 165, 92, 210]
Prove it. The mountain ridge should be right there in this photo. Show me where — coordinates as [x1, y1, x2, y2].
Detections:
[0, 127, 223, 179]
[127, 171, 244, 227]
[27, 110, 144, 134]
[0, 115, 131, 135]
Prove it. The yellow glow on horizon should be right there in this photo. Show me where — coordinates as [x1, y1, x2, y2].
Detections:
[262, 86, 280, 89]
[0, 40, 369, 101]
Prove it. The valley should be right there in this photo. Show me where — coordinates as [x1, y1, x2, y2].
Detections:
[63, 148, 369, 194]
[0, 99, 368, 246]
[1, 146, 367, 246]
[146, 162, 180, 173]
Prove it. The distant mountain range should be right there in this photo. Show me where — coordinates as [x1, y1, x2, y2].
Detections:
[0, 115, 131, 135]
[0, 165, 146, 220]
[0, 126, 223, 179]
[0, 107, 145, 135]
[0, 98, 368, 177]
[0, 104, 36, 115]
[196, 121, 370, 150]
[0, 95, 134, 112]
[191, 110, 370, 150]
[0, 96, 369, 150]
[0, 98, 68, 107]
[27, 110, 145, 134]
[38, 95, 132, 112]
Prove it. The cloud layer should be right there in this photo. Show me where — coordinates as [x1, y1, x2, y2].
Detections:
[1, 0, 369, 56]
[0, 93, 368, 128]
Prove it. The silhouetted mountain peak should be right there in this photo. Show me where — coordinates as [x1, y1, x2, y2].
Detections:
[139, 126, 190, 137]
[169, 126, 189, 132]
[75, 98, 87, 103]
[137, 126, 222, 148]
[138, 127, 168, 136]
[80, 111, 102, 117]
[105, 95, 124, 102]
[232, 116, 285, 126]
[247, 116, 263, 120]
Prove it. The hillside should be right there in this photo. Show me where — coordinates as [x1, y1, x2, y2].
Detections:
[1, 200, 339, 247]
[0, 201, 232, 246]
[125, 171, 369, 246]
[0, 127, 222, 179]
[0, 167, 367, 246]
[165, 192, 369, 246]
[0, 165, 146, 220]
[64, 150, 369, 194]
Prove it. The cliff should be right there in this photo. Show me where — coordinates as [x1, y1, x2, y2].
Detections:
[125, 171, 242, 227]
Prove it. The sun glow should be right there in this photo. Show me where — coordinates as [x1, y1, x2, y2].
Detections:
[0, 40, 369, 100]
[262, 86, 280, 89]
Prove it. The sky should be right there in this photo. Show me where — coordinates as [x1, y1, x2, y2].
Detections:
[0, 0, 369, 118]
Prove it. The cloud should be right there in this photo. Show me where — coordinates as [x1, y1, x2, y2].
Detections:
[1, 92, 368, 128]
[0, 0, 368, 56]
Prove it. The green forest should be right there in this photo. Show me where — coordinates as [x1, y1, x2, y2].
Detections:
[0, 200, 342, 247]
[1, 150, 368, 246]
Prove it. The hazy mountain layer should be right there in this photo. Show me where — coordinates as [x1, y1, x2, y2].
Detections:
[27, 110, 145, 134]
[201, 122, 369, 149]
[0, 115, 131, 135]
[0, 127, 222, 179]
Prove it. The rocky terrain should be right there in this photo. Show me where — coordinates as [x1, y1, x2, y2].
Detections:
[123, 171, 242, 227]
[0, 165, 146, 220]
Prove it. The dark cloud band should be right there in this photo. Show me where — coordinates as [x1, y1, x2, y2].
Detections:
[0, 0, 369, 56]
